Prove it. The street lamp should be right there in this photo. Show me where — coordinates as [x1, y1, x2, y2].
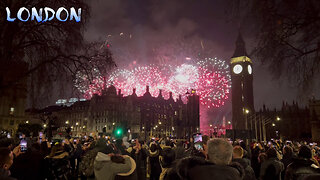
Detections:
[43, 124, 47, 128]
[272, 123, 276, 127]
[228, 121, 231, 124]
[26, 121, 29, 124]
[210, 124, 212, 127]
[112, 122, 115, 126]
[76, 122, 79, 126]
[65, 121, 69, 124]
[243, 108, 250, 145]
[276, 116, 281, 121]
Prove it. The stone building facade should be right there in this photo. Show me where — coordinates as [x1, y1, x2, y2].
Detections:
[261, 101, 311, 141]
[0, 61, 28, 134]
[43, 85, 199, 139]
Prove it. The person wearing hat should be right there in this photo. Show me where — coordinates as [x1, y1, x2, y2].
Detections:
[259, 148, 284, 180]
[94, 144, 135, 180]
[147, 142, 161, 180]
[44, 142, 71, 179]
[285, 145, 320, 180]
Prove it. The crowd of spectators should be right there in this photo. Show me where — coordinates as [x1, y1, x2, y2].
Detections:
[1, 132, 320, 180]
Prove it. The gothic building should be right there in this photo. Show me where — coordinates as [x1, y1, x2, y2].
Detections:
[46, 85, 199, 139]
[260, 101, 311, 141]
[230, 32, 254, 131]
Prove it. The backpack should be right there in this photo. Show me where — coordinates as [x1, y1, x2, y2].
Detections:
[79, 149, 99, 177]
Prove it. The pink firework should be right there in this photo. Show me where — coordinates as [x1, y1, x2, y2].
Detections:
[132, 66, 166, 97]
[197, 67, 230, 108]
[77, 58, 231, 109]
[83, 76, 106, 99]
[107, 69, 135, 96]
[166, 64, 199, 100]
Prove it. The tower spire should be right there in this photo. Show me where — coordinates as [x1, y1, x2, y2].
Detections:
[232, 31, 248, 58]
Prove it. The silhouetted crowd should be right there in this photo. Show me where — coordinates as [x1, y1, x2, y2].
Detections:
[1, 133, 320, 180]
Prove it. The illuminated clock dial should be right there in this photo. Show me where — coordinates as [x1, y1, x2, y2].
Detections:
[233, 64, 243, 74]
[248, 65, 252, 74]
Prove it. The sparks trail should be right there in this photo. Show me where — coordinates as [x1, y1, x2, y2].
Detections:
[76, 57, 231, 109]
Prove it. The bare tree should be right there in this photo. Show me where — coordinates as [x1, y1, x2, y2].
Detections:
[228, 0, 320, 91]
[0, 0, 116, 107]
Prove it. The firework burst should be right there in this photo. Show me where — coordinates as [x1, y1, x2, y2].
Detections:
[76, 57, 231, 109]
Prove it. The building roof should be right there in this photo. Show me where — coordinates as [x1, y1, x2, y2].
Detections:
[232, 31, 248, 58]
[106, 85, 117, 95]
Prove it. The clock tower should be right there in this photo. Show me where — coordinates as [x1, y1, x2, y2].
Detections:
[230, 32, 254, 130]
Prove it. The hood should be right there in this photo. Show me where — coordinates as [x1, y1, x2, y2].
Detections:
[176, 157, 244, 180]
[53, 152, 69, 159]
[46, 151, 69, 159]
[149, 149, 160, 157]
[95, 139, 108, 149]
[94, 153, 134, 176]
[122, 137, 130, 148]
[161, 145, 172, 150]
[95, 152, 111, 162]
[117, 156, 136, 176]
[94, 152, 112, 171]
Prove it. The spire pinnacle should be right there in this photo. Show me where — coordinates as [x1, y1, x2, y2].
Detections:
[232, 31, 248, 58]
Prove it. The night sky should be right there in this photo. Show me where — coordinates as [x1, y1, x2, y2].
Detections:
[82, 0, 317, 124]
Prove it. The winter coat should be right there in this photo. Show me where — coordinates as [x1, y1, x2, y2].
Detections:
[0, 169, 16, 180]
[260, 157, 284, 180]
[115, 155, 138, 180]
[79, 148, 99, 177]
[44, 151, 71, 180]
[148, 149, 161, 179]
[281, 155, 293, 180]
[116, 144, 129, 155]
[285, 157, 320, 180]
[185, 145, 205, 159]
[233, 158, 256, 180]
[251, 147, 261, 178]
[73, 143, 83, 159]
[130, 148, 147, 180]
[174, 146, 186, 160]
[282, 155, 294, 170]
[10, 150, 45, 180]
[94, 152, 132, 180]
[122, 137, 130, 149]
[165, 156, 244, 180]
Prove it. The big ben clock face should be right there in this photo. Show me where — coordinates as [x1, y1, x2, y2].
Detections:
[248, 65, 252, 74]
[233, 64, 243, 74]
